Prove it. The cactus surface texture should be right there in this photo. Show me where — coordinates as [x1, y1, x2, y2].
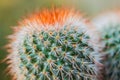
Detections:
[92, 11, 120, 80]
[6, 9, 99, 80]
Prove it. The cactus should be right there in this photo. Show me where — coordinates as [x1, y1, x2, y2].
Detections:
[6, 8, 100, 80]
[92, 11, 120, 80]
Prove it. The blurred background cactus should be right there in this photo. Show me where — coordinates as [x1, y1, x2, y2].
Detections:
[1, 0, 120, 80]
[102, 25, 120, 80]
[92, 11, 120, 80]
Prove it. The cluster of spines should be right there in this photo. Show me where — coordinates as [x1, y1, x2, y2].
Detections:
[17, 26, 97, 80]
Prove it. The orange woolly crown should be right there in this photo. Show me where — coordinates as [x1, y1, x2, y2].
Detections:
[21, 8, 82, 26]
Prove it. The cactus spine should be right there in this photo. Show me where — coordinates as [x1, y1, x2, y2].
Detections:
[92, 11, 120, 80]
[6, 8, 101, 80]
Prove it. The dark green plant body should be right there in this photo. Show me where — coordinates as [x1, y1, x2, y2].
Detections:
[18, 26, 97, 80]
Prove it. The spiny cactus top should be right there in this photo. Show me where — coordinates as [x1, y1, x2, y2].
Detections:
[92, 11, 120, 80]
[6, 8, 99, 80]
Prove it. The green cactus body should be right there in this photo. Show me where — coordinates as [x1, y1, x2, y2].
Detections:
[92, 11, 120, 80]
[101, 24, 120, 80]
[6, 9, 99, 80]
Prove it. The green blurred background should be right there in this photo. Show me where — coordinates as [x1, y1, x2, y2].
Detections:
[0, 0, 120, 80]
